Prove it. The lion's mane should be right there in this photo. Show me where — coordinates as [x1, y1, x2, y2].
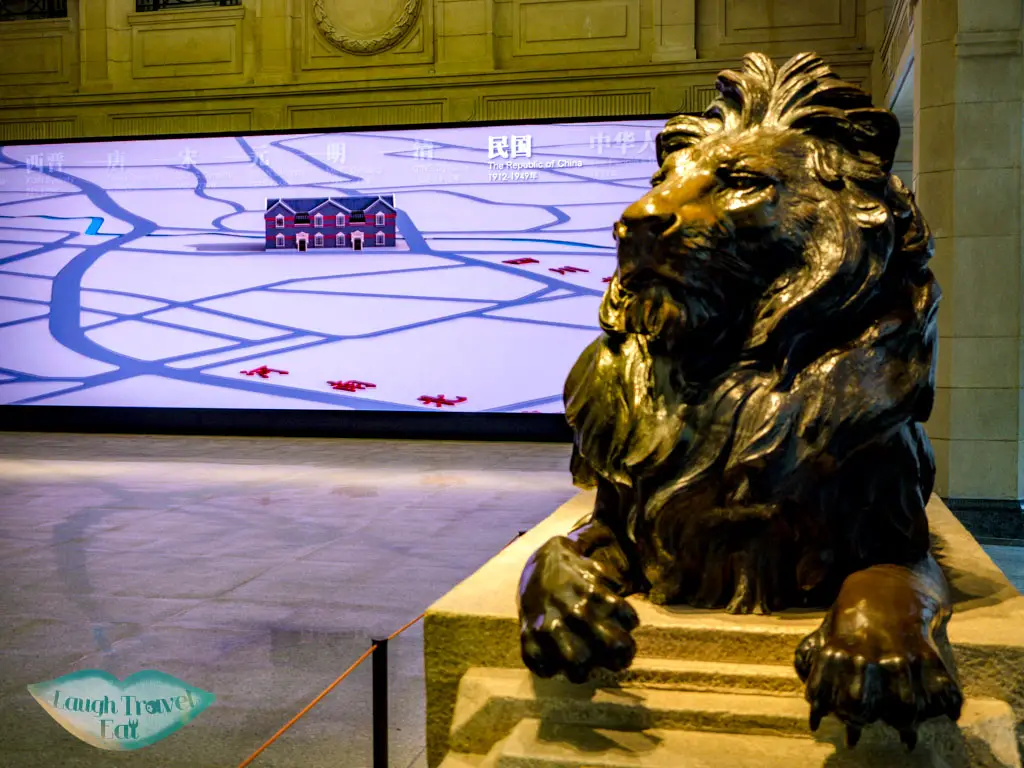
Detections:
[565, 53, 941, 612]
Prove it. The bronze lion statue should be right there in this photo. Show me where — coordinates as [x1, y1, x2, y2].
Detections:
[518, 52, 962, 749]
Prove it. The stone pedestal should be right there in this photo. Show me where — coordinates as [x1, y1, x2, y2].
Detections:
[424, 493, 1024, 767]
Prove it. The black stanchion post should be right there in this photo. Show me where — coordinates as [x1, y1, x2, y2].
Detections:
[371, 638, 388, 768]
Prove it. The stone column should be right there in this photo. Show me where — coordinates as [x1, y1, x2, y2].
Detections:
[256, 0, 293, 84]
[79, 0, 111, 89]
[864, 0, 888, 104]
[915, 0, 1024, 503]
[106, 0, 135, 90]
[436, 0, 494, 75]
[652, 0, 696, 63]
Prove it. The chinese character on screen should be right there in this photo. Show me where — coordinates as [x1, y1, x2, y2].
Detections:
[413, 140, 434, 161]
[638, 130, 656, 155]
[590, 132, 611, 155]
[107, 150, 125, 172]
[25, 153, 44, 175]
[326, 142, 346, 165]
[510, 135, 532, 159]
[488, 136, 510, 159]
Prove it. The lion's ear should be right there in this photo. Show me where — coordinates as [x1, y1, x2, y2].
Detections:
[656, 114, 715, 165]
[846, 108, 900, 173]
[790, 107, 900, 174]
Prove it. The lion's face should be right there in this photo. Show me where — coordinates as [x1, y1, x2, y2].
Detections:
[603, 128, 826, 343]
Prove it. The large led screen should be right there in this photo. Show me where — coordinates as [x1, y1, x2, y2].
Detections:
[0, 119, 663, 412]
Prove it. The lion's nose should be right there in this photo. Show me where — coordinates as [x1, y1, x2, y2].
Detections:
[618, 171, 716, 241]
[619, 195, 678, 240]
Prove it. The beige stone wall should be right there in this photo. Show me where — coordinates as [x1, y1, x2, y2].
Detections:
[910, 0, 1024, 501]
[0, 0, 872, 139]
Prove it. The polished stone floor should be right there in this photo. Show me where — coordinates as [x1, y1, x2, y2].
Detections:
[0, 433, 577, 768]
[0, 433, 1021, 768]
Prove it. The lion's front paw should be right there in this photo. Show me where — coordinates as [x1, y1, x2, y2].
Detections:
[795, 626, 962, 749]
[519, 538, 639, 684]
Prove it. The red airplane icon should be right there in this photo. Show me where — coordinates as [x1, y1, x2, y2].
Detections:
[549, 266, 590, 275]
[240, 365, 288, 379]
[418, 395, 467, 408]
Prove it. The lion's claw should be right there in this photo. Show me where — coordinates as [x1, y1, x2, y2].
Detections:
[900, 729, 918, 751]
[809, 703, 825, 733]
[796, 626, 962, 749]
[846, 724, 862, 748]
[519, 537, 639, 682]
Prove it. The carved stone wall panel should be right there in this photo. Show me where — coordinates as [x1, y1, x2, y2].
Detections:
[110, 111, 253, 137]
[128, 7, 245, 80]
[653, 0, 697, 62]
[483, 91, 650, 121]
[690, 84, 718, 112]
[880, 0, 913, 92]
[448, 95, 480, 122]
[719, 0, 856, 43]
[288, 100, 445, 130]
[512, 0, 640, 56]
[724, 0, 860, 43]
[653, 82, 720, 114]
[0, 18, 74, 87]
[697, 0, 863, 57]
[0, 118, 77, 142]
[302, 0, 434, 71]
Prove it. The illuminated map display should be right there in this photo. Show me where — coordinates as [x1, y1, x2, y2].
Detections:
[0, 119, 662, 412]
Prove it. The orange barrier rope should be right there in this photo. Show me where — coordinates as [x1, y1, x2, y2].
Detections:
[385, 531, 524, 641]
[237, 645, 377, 768]
[388, 613, 425, 641]
[237, 529, 527, 767]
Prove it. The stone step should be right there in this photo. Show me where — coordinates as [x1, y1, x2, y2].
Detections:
[439, 660, 801, 768]
[489, 717, 1023, 768]
[438, 754, 492, 768]
[448, 667, 1021, 766]
[493, 719, 833, 767]
[592, 657, 804, 696]
[450, 666, 808, 754]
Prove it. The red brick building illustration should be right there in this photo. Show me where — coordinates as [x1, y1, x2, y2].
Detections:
[264, 195, 397, 251]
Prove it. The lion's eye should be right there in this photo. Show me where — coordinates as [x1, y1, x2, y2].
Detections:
[718, 168, 772, 190]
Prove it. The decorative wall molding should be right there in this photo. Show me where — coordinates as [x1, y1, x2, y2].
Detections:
[313, 0, 423, 55]
[287, 100, 445, 129]
[689, 84, 718, 112]
[303, 0, 433, 71]
[0, 50, 874, 138]
[956, 30, 1022, 58]
[0, 17, 73, 87]
[880, 0, 913, 87]
[512, 0, 640, 57]
[127, 5, 245, 80]
[109, 110, 252, 137]
[652, 0, 696, 63]
[448, 96, 479, 122]
[716, 0, 856, 45]
[654, 82, 718, 114]
[483, 90, 650, 121]
[0, 117, 77, 142]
